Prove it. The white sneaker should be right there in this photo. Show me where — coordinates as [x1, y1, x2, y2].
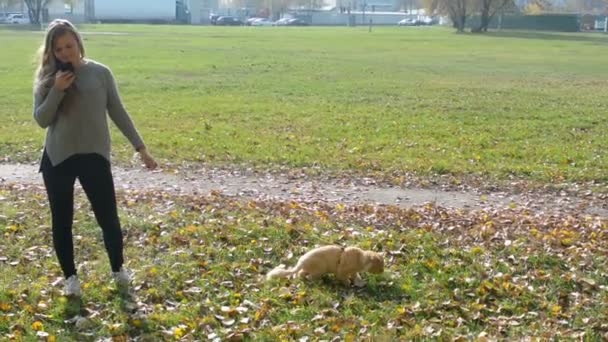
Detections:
[64, 275, 82, 297]
[112, 267, 132, 292]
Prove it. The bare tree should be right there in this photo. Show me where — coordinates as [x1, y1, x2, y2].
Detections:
[63, 0, 78, 13]
[425, 0, 475, 32]
[472, 0, 514, 32]
[399, 0, 424, 12]
[426, 0, 516, 32]
[267, 0, 294, 18]
[564, 0, 608, 12]
[0, 0, 20, 13]
[23, 0, 52, 24]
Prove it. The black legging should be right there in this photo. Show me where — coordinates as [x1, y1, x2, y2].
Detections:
[41, 153, 123, 278]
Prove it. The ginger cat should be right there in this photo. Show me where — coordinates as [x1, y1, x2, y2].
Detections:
[266, 245, 384, 286]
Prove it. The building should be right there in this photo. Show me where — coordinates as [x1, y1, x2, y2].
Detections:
[3, 0, 182, 24]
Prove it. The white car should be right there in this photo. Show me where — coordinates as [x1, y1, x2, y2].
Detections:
[274, 18, 292, 26]
[251, 18, 274, 26]
[7, 13, 29, 24]
[398, 18, 417, 26]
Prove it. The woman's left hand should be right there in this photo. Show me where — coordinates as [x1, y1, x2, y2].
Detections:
[138, 148, 158, 170]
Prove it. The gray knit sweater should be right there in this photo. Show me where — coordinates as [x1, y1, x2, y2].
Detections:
[33, 59, 144, 166]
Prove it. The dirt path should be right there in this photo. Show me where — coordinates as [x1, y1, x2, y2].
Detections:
[1, 163, 606, 217]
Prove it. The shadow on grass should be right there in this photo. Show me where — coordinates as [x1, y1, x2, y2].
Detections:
[316, 277, 406, 302]
[481, 30, 608, 44]
[62, 296, 86, 318]
[118, 290, 139, 314]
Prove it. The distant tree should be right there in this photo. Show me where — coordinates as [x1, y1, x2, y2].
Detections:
[63, 0, 78, 13]
[425, 0, 516, 32]
[399, 0, 425, 12]
[472, 0, 515, 32]
[23, 0, 53, 24]
[563, 0, 608, 12]
[0, 0, 20, 13]
[425, 0, 475, 32]
[523, 0, 552, 14]
[267, 0, 293, 18]
[229, 0, 312, 17]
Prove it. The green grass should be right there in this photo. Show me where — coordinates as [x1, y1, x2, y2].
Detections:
[2, 25, 608, 340]
[1, 184, 607, 340]
[1, 25, 608, 184]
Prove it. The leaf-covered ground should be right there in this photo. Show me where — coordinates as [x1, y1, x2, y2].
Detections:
[1, 183, 607, 341]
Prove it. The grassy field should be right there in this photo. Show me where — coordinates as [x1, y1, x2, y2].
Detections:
[1, 25, 608, 184]
[1, 25, 608, 340]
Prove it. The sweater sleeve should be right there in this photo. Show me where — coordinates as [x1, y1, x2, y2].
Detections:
[105, 68, 145, 150]
[33, 86, 65, 128]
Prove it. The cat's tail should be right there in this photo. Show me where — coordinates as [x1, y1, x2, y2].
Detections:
[266, 262, 303, 280]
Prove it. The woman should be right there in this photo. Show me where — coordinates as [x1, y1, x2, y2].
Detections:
[33, 19, 157, 297]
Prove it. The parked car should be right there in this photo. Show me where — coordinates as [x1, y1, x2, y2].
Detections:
[0, 12, 21, 23]
[245, 17, 263, 26]
[6, 13, 29, 24]
[398, 17, 435, 26]
[0, 13, 12, 23]
[274, 18, 292, 26]
[398, 18, 418, 26]
[215, 16, 243, 26]
[209, 14, 220, 25]
[285, 18, 308, 26]
[420, 17, 435, 25]
[251, 18, 274, 26]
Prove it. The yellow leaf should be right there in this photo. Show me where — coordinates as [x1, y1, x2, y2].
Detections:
[113, 335, 128, 342]
[174, 327, 186, 339]
[560, 238, 574, 247]
[470, 246, 484, 256]
[530, 228, 540, 238]
[550, 304, 561, 317]
[31, 321, 44, 331]
[108, 323, 123, 333]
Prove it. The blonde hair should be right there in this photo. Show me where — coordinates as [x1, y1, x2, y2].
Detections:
[33, 19, 85, 95]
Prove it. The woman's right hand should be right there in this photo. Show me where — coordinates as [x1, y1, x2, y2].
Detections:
[53, 71, 75, 91]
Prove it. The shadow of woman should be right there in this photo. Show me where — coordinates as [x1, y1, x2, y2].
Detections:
[62, 296, 86, 319]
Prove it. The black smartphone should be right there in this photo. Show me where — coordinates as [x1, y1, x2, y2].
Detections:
[56, 61, 74, 72]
